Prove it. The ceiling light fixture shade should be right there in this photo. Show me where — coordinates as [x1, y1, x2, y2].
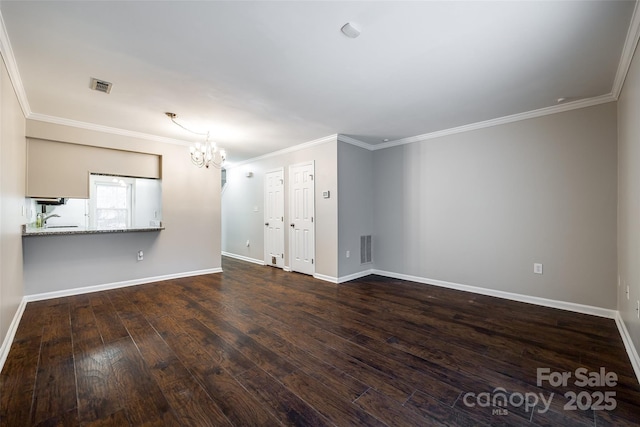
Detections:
[166, 112, 226, 169]
[189, 139, 226, 169]
[341, 22, 361, 38]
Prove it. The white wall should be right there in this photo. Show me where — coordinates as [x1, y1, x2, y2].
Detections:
[0, 54, 26, 356]
[23, 120, 221, 295]
[337, 141, 374, 278]
[373, 102, 618, 309]
[618, 43, 640, 357]
[222, 136, 338, 279]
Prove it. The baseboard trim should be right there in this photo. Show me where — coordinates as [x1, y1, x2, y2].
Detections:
[371, 269, 617, 319]
[337, 269, 375, 284]
[614, 312, 640, 384]
[313, 273, 338, 283]
[0, 298, 28, 373]
[24, 268, 223, 302]
[222, 251, 264, 266]
[313, 269, 375, 284]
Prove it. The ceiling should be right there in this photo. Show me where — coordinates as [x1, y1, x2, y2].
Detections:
[0, 1, 637, 164]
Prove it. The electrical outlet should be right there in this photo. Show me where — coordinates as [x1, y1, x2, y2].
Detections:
[346, 250, 350, 258]
[534, 263, 543, 274]
[137, 250, 143, 261]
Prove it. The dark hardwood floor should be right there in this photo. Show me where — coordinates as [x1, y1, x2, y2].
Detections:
[1, 256, 639, 426]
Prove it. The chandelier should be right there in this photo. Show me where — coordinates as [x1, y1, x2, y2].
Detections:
[165, 112, 227, 169]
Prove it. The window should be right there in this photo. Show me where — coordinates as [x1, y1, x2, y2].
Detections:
[89, 176, 133, 229]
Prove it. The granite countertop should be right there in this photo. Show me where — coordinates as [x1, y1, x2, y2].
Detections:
[22, 224, 164, 236]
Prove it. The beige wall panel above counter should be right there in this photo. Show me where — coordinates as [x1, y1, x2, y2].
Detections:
[26, 138, 161, 198]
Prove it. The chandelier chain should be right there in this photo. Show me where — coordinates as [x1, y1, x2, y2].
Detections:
[165, 112, 226, 169]
[167, 113, 209, 138]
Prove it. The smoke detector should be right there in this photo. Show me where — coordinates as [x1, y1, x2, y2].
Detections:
[341, 22, 361, 39]
[89, 77, 113, 94]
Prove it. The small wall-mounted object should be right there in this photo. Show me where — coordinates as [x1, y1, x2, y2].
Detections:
[534, 263, 543, 274]
[246, 171, 253, 178]
[322, 191, 330, 199]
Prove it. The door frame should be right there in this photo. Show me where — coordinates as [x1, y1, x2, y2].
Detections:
[288, 161, 315, 275]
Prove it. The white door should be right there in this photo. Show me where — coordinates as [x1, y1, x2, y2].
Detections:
[289, 162, 315, 275]
[264, 168, 285, 268]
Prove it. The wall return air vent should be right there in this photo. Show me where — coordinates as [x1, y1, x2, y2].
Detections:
[89, 77, 112, 94]
[361, 235, 372, 264]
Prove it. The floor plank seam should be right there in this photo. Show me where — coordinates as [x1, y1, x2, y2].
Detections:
[352, 386, 372, 404]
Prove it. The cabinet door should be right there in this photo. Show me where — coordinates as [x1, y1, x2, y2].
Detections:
[26, 139, 90, 198]
[26, 139, 161, 198]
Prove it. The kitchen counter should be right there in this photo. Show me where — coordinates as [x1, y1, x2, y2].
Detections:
[22, 224, 164, 236]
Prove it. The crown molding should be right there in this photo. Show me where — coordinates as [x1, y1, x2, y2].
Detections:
[0, 10, 30, 117]
[0, 9, 191, 148]
[372, 93, 616, 151]
[612, 0, 640, 98]
[27, 112, 190, 146]
[226, 134, 338, 169]
[341, 5, 640, 152]
[29, 92, 617, 158]
[337, 134, 374, 150]
[1, 5, 633, 160]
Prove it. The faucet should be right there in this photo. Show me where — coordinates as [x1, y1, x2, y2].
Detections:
[43, 214, 60, 226]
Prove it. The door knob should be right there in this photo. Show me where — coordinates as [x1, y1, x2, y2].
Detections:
[265, 222, 269, 226]
[290, 223, 295, 228]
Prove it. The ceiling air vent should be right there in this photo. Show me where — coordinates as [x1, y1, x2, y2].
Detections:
[89, 77, 112, 94]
